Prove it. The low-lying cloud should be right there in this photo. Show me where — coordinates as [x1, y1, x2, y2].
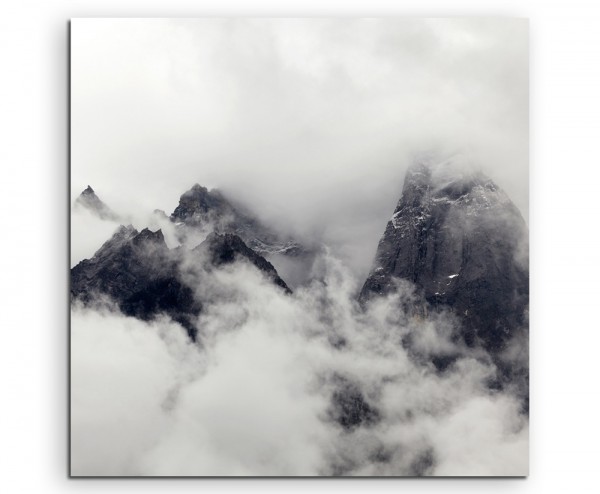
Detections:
[71, 247, 528, 476]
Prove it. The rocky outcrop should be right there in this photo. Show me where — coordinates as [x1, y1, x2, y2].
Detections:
[71, 225, 200, 338]
[73, 186, 119, 221]
[328, 376, 380, 431]
[195, 232, 291, 293]
[359, 158, 529, 357]
[171, 184, 305, 256]
[170, 183, 321, 288]
[71, 226, 291, 340]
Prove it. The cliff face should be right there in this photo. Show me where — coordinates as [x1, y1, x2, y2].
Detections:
[193, 232, 292, 294]
[171, 184, 306, 256]
[170, 183, 319, 288]
[359, 159, 529, 356]
[71, 226, 291, 340]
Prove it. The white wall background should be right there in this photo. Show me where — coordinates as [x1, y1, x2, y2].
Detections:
[0, 0, 599, 492]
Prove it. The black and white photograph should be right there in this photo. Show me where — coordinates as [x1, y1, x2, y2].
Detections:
[69, 18, 529, 477]
[8, 0, 600, 491]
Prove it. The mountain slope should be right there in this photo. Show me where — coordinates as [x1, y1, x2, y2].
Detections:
[359, 159, 529, 356]
[71, 226, 291, 339]
[194, 232, 291, 293]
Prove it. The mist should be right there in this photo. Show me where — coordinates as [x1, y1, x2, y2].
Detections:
[71, 249, 528, 476]
[71, 18, 528, 279]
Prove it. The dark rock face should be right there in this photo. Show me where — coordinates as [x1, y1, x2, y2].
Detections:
[171, 184, 305, 257]
[359, 160, 529, 356]
[171, 183, 321, 288]
[71, 226, 291, 340]
[71, 225, 201, 338]
[194, 232, 291, 293]
[73, 186, 119, 221]
[328, 376, 380, 431]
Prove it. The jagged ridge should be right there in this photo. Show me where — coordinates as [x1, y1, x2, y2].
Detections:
[71, 226, 291, 339]
[170, 184, 306, 257]
[359, 159, 529, 357]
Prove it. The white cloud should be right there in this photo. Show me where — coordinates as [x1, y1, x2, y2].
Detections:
[70, 207, 121, 266]
[71, 250, 528, 476]
[70, 306, 201, 475]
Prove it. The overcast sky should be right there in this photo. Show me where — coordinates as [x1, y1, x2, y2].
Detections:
[71, 18, 528, 277]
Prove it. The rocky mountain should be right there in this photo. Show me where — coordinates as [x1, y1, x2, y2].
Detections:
[71, 225, 291, 340]
[195, 232, 291, 293]
[171, 184, 304, 256]
[170, 184, 319, 288]
[359, 158, 529, 358]
[73, 186, 119, 221]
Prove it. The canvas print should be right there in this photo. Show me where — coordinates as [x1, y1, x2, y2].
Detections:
[70, 18, 529, 476]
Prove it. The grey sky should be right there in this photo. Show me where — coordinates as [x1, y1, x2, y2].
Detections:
[71, 18, 528, 277]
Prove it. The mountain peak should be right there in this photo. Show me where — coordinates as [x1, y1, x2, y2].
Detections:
[115, 224, 138, 236]
[74, 185, 119, 221]
[171, 184, 310, 255]
[404, 155, 481, 186]
[132, 228, 166, 247]
[195, 231, 292, 293]
[191, 183, 208, 192]
[360, 160, 528, 357]
[171, 183, 228, 224]
[71, 223, 292, 340]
